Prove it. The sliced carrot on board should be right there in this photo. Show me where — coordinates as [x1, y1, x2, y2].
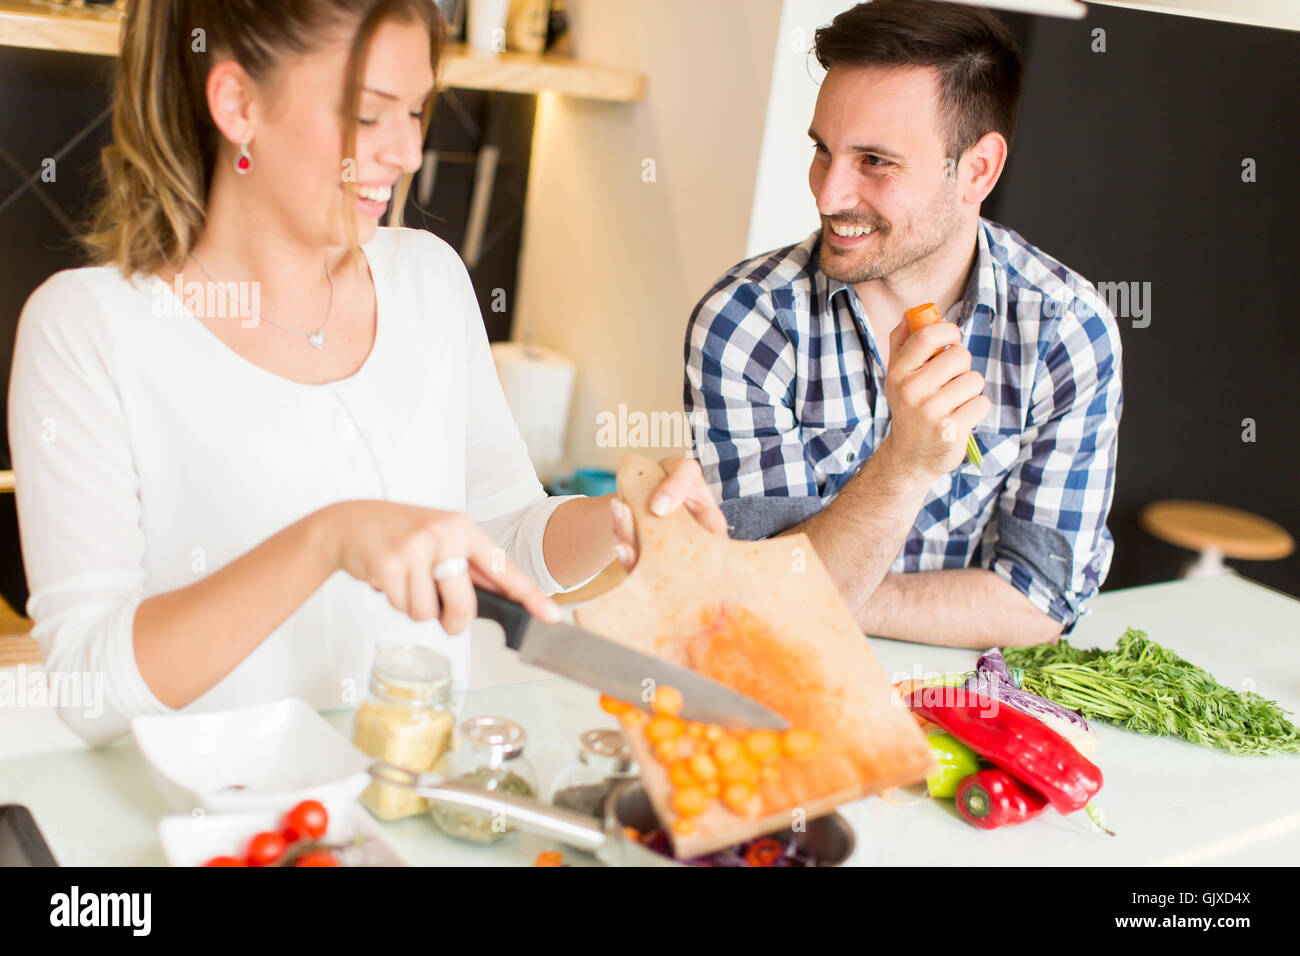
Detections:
[671, 817, 695, 837]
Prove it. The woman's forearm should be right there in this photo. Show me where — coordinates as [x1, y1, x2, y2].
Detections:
[133, 507, 340, 709]
[542, 495, 618, 588]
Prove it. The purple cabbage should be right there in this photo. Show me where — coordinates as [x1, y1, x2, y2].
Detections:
[640, 829, 816, 867]
[964, 647, 1092, 734]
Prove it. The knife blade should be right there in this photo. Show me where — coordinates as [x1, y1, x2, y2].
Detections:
[473, 586, 789, 730]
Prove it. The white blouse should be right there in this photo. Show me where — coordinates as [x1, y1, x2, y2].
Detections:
[7, 227, 574, 747]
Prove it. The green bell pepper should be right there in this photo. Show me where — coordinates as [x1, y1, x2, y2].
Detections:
[925, 731, 980, 798]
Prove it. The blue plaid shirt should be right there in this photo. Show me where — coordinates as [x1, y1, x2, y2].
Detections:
[684, 218, 1123, 632]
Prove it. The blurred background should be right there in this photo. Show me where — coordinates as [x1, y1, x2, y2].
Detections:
[1, 0, 1296, 629]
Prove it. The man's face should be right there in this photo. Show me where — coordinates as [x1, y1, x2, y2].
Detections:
[808, 64, 965, 285]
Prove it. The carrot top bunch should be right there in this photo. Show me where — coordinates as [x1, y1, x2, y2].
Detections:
[600, 689, 820, 836]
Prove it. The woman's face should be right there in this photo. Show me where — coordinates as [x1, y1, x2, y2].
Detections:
[245, 16, 433, 249]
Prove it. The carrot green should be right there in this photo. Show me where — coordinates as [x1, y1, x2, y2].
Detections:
[1002, 629, 1300, 756]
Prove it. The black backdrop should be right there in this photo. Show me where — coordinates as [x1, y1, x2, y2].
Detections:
[985, 8, 1299, 598]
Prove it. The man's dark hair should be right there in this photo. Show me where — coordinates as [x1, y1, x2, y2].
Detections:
[813, 0, 1024, 161]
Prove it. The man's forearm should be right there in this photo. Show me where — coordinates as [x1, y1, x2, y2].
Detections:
[858, 567, 1064, 648]
[787, 438, 932, 617]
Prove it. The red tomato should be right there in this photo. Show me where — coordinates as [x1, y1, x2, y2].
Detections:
[282, 800, 329, 842]
[743, 838, 785, 867]
[202, 856, 247, 867]
[245, 831, 289, 867]
[293, 849, 340, 867]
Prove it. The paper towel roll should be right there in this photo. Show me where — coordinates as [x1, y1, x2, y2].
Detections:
[490, 341, 576, 478]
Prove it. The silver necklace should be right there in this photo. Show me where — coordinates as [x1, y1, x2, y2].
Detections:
[188, 252, 335, 350]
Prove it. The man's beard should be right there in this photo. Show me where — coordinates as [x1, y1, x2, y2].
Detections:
[818, 186, 962, 285]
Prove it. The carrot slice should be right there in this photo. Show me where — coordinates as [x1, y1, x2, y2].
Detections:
[645, 715, 685, 744]
[722, 780, 761, 817]
[599, 694, 631, 716]
[688, 753, 718, 781]
[652, 685, 684, 717]
[743, 729, 781, 762]
[718, 755, 758, 783]
[782, 728, 821, 761]
[671, 786, 710, 817]
[668, 760, 697, 788]
[534, 851, 564, 867]
[671, 817, 695, 836]
[711, 737, 742, 764]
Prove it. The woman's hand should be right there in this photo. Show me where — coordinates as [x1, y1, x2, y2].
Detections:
[610, 456, 729, 570]
[322, 500, 560, 633]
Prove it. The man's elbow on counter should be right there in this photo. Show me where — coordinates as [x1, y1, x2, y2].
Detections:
[999, 609, 1068, 649]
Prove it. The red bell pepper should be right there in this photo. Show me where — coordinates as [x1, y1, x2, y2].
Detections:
[907, 687, 1102, 814]
[956, 769, 1048, 829]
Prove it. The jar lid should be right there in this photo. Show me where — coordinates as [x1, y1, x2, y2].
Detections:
[578, 728, 636, 776]
[460, 716, 527, 757]
[370, 643, 452, 706]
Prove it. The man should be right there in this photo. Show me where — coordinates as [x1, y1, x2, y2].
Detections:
[683, 0, 1122, 647]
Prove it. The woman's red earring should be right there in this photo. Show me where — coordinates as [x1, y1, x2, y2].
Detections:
[235, 142, 253, 175]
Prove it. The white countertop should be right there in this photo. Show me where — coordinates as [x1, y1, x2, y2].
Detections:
[1, 574, 1297, 865]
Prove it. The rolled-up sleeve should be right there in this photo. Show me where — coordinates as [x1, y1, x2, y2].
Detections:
[684, 276, 817, 500]
[8, 274, 174, 747]
[988, 285, 1123, 632]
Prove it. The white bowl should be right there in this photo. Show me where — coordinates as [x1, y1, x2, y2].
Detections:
[131, 698, 371, 817]
[158, 803, 405, 867]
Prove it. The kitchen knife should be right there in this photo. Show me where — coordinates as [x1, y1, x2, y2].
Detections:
[473, 586, 789, 730]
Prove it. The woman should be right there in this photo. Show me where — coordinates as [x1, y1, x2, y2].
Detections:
[7, 0, 725, 747]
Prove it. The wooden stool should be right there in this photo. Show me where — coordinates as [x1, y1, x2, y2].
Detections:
[0, 468, 39, 664]
[0, 594, 39, 667]
[1140, 500, 1295, 578]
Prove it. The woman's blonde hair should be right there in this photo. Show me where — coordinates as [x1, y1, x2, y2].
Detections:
[85, 0, 444, 276]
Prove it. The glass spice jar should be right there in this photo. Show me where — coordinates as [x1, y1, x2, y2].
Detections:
[353, 643, 455, 821]
[548, 728, 638, 817]
[430, 716, 538, 844]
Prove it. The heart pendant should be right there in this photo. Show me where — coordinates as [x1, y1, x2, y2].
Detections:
[308, 332, 325, 350]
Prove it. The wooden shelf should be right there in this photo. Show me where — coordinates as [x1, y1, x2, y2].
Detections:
[441, 43, 644, 102]
[0, 1, 645, 102]
[0, 0, 120, 55]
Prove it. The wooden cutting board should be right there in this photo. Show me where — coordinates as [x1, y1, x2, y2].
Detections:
[575, 455, 934, 859]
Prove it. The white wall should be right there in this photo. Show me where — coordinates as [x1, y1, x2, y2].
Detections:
[744, 0, 854, 258]
[512, 0, 785, 474]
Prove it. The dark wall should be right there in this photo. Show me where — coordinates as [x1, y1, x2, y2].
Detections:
[985, 9, 1299, 598]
